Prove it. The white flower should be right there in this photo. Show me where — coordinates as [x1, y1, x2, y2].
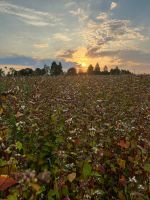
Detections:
[63, 109, 68, 112]
[92, 147, 99, 154]
[21, 105, 25, 110]
[129, 176, 137, 183]
[97, 99, 103, 103]
[69, 129, 77, 134]
[89, 127, 96, 131]
[138, 185, 144, 190]
[66, 118, 73, 124]
[67, 137, 72, 140]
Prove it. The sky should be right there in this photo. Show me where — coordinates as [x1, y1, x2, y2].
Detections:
[0, 0, 150, 73]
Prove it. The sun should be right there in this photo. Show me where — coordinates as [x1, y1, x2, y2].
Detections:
[81, 62, 86, 67]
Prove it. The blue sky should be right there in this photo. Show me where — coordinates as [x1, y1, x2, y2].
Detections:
[0, 0, 150, 73]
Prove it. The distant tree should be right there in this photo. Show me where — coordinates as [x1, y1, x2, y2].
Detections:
[58, 62, 64, 75]
[94, 63, 101, 75]
[102, 65, 109, 75]
[44, 64, 50, 75]
[18, 68, 33, 76]
[0, 68, 4, 77]
[110, 66, 121, 75]
[121, 69, 132, 75]
[14, 70, 18, 76]
[50, 61, 63, 76]
[50, 62, 57, 76]
[67, 67, 77, 76]
[34, 68, 46, 76]
[34, 68, 41, 76]
[9, 68, 17, 76]
[87, 64, 94, 75]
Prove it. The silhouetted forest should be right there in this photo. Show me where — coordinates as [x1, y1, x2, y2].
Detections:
[0, 61, 132, 77]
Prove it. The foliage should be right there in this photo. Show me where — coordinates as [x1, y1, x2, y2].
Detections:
[67, 68, 77, 76]
[87, 64, 94, 75]
[50, 62, 63, 76]
[2, 61, 132, 77]
[0, 75, 149, 199]
[94, 63, 101, 75]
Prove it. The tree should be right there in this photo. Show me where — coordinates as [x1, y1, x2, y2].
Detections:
[50, 61, 63, 76]
[18, 68, 33, 76]
[102, 65, 109, 75]
[110, 66, 121, 75]
[121, 69, 131, 75]
[9, 68, 17, 77]
[34, 68, 46, 76]
[67, 67, 77, 76]
[94, 63, 101, 75]
[44, 64, 50, 75]
[87, 64, 94, 75]
[58, 62, 64, 75]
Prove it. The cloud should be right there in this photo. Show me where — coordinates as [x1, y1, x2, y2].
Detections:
[0, 55, 77, 70]
[33, 43, 49, 49]
[0, 1, 60, 27]
[65, 1, 76, 8]
[84, 16, 146, 57]
[53, 33, 71, 42]
[70, 8, 88, 21]
[86, 48, 150, 67]
[87, 48, 150, 63]
[96, 12, 108, 21]
[118, 49, 150, 64]
[58, 49, 77, 58]
[110, 2, 118, 10]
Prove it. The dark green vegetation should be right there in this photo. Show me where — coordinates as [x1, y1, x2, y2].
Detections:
[0, 75, 149, 199]
[0, 62, 131, 77]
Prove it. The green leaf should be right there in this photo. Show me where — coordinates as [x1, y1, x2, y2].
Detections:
[144, 164, 150, 173]
[7, 194, 18, 200]
[0, 158, 7, 167]
[82, 162, 92, 178]
[91, 172, 101, 177]
[16, 141, 23, 151]
[62, 186, 69, 196]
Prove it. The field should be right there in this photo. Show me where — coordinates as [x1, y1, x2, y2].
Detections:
[0, 75, 150, 200]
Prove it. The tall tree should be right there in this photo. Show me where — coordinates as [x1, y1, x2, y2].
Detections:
[94, 63, 101, 75]
[103, 65, 109, 75]
[50, 61, 63, 76]
[58, 62, 63, 75]
[87, 64, 94, 75]
[110, 66, 121, 75]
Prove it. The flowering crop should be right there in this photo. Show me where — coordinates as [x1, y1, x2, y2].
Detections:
[0, 75, 149, 199]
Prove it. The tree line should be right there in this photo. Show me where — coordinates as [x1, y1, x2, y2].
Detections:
[0, 61, 132, 77]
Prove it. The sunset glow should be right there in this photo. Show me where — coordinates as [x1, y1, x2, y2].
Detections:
[81, 62, 87, 67]
[0, 0, 150, 73]
[0, 1, 150, 198]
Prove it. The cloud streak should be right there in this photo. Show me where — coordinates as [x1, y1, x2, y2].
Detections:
[52, 33, 71, 42]
[58, 49, 77, 59]
[33, 43, 49, 49]
[0, 1, 60, 27]
[70, 8, 88, 22]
